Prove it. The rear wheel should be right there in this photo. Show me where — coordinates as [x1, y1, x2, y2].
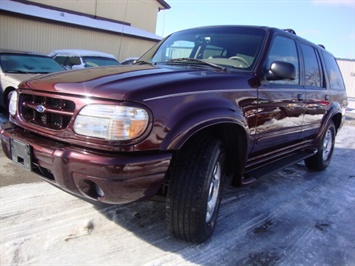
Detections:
[166, 136, 225, 243]
[305, 121, 336, 170]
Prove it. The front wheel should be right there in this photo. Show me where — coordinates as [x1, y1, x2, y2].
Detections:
[166, 136, 225, 243]
[305, 121, 336, 171]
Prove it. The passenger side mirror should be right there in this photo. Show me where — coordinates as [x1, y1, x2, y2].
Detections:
[265, 61, 296, 81]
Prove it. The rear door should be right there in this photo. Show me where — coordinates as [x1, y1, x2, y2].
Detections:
[299, 43, 328, 140]
[300, 46, 347, 140]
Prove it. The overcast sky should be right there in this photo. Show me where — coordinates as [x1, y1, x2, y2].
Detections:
[156, 0, 355, 59]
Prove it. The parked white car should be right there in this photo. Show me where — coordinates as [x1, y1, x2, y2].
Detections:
[0, 50, 65, 109]
[49, 49, 120, 69]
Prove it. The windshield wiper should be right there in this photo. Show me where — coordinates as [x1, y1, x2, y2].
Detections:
[165, 58, 227, 71]
[134, 60, 154, 65]
[6, 70, 51, 74]
[6, 70, 32, 74]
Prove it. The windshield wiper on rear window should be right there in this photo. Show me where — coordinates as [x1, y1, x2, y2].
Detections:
[165, 58, 227, 71]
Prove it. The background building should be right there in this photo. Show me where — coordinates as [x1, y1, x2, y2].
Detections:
[337, 59, 355, 109]
[1, 0, 354, 108]
[0, 0, 170, 62]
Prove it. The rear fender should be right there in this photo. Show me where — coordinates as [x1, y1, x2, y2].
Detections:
[315, 102, 344, 144]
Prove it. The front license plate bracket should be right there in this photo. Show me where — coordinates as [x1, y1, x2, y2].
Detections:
[10, 139, 32, 170]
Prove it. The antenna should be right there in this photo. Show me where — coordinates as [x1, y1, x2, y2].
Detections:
[118, 0, 129, 61]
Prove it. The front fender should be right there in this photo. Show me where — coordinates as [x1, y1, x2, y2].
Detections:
[160, 107, 248, 150]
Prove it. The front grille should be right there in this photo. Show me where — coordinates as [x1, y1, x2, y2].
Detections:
[20, 94, 76, 130]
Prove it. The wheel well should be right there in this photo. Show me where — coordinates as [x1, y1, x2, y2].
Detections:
[168, 123, 247, 188]
[200, 123, 248, 186]
[155, 123, 248, 199]
[332, 113, 342, 133]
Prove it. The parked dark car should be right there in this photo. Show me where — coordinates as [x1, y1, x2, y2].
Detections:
[0, 50, 65, 109]
[0, 26, 347, 243]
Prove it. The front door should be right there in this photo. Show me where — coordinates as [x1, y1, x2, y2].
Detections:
[252, 35, 305, 155]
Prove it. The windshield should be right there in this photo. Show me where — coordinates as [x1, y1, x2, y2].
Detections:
[82, 56, 119, 67]
[139, 26, 266, 70]
[0, 54, 65, 74]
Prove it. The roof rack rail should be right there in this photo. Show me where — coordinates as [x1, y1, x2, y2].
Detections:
[284, 29, 296, 35]
[318, 44, 326, 49]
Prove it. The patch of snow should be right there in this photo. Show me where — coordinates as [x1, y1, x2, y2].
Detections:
[0, 126, 354, 265]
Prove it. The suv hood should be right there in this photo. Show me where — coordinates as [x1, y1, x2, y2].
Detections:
[19, 64, 249, 101]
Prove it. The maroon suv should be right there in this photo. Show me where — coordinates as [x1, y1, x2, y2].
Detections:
[0, 26, 347, 243]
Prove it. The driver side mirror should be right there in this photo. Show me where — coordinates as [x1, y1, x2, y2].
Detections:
[265, 61, 296, 81]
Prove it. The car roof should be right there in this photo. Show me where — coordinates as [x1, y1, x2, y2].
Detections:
[49, 49, 117, 59]
[0, 49, 47, 56]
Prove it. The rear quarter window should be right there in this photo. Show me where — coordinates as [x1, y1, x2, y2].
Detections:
[322, 51, 345, 90]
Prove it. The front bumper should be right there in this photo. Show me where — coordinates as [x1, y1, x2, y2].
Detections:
[1, 122, 172, 204]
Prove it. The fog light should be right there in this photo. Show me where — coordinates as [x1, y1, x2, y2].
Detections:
[78, 179, 105, 199]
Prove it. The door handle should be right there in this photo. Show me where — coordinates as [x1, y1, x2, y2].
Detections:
[297, 94, 304, 102]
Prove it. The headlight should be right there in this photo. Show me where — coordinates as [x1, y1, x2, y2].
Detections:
[73, 105, 149, 140]
[9, 91, 18, 116]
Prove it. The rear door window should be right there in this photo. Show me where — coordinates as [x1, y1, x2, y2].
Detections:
[300, 43, 323, 88]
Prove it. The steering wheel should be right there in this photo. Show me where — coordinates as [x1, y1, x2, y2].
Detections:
[228, 56, 249, 68]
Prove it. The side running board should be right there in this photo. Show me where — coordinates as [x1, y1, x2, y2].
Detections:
[242, 149, 317, 185]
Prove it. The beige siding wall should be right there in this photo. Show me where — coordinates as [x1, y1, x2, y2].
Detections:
[0, 13, 157, 61]
[27, 0, 161, 33]
[27, 0, 96, 16]
[123, 1, 159, 33]
[337, 59, 355, 108]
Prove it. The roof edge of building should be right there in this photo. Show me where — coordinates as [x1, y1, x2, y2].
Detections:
[157, 0, 171, 10]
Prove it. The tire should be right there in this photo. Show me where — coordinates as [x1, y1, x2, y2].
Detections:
[166, 135, 225, 243]
[305, 121, 336, 171]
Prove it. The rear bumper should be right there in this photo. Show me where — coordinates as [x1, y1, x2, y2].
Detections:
[1, 122, 172, 204]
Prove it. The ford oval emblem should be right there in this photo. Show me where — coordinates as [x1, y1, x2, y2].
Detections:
[36, 105, 46, 113]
